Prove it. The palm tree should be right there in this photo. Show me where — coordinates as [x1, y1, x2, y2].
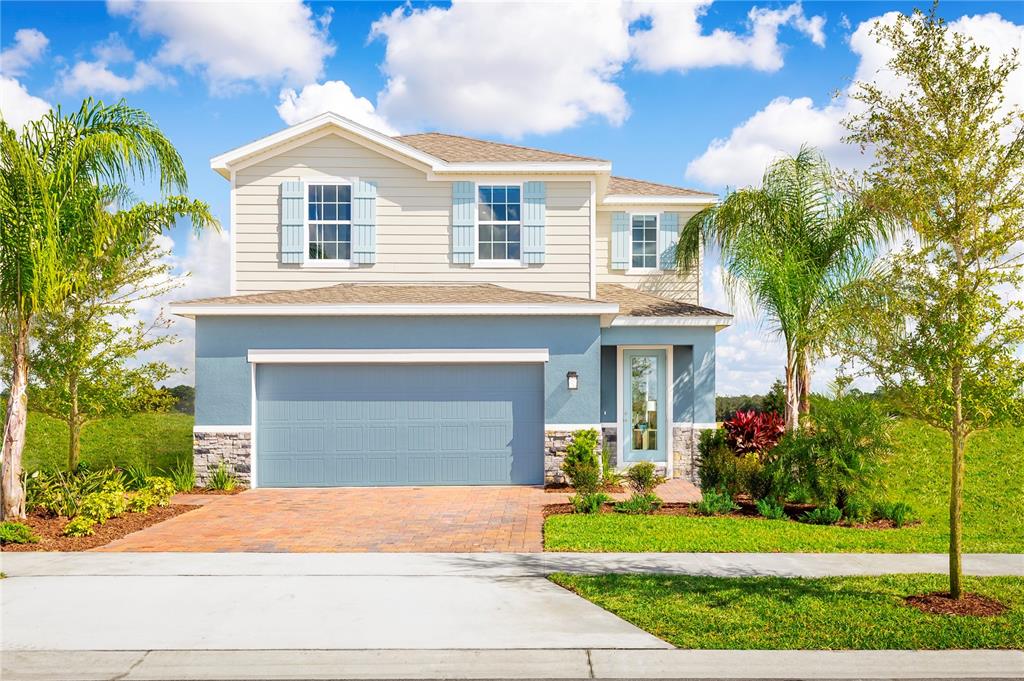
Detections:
[676, 146, 892, 430]
[0, 99, 216, 519]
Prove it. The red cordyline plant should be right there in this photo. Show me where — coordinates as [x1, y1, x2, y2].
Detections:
[723, 410, 785, 455]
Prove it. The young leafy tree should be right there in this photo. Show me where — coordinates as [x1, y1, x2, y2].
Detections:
[25, 234, 183, 471]
[0, 99, 215, 519]
[677, 147, 892, 431]
[837, 6, 1024, 598]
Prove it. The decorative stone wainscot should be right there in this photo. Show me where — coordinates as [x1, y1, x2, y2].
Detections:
[545, 428, 605, 486]
[672, 425, 715, 487]
[194, 430, 252, 486]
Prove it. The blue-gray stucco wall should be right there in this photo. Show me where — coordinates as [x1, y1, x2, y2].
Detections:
[194, 315, 602, 426]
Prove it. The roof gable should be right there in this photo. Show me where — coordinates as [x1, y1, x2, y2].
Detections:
[395, 132, 606, 163]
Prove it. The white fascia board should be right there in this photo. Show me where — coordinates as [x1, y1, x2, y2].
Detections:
[247, 348, 550, 364]
[170, 303, 620, 318]
[600, 195, 717, 207]
[607, 315, 733, 329]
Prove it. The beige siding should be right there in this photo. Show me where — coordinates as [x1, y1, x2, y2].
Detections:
[595, 208, 701, 303]
[234, 132, 592, 298]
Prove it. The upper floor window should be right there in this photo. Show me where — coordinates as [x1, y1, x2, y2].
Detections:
[307, 183, 352, 261]
[478, 185, 521, 261]
[631, 214, 658, 269]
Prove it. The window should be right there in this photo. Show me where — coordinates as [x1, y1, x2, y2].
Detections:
[478, 185, 521, 261]
[631, 214, 657, 269]
[307, 183, 352, 261]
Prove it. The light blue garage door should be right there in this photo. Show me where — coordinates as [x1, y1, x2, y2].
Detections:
[255, 363, 544, 487]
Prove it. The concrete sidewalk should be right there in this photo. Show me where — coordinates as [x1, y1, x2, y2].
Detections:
[3, 550, 1022, 578]
[4, 649, 1023, 680]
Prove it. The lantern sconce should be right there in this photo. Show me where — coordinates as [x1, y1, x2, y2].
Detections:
[566, 371, 579, 391]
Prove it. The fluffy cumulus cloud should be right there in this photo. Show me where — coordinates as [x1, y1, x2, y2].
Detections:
[277, 80, 397, 133]
[0, 28, 51, 130]
[60, 34, 172, 96]
[630, 1, 825, 73]
[108, 0, 335, 93]
[370, 1, 631, 137]
[685, 11, 1024, 188]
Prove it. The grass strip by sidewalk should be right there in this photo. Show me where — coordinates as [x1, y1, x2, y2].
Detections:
[549, 573, 1024, 650]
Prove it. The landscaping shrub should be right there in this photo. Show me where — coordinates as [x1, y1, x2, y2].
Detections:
[122, 463, 152, 491]
[144, 476, 176, 505]
[696, 429, 736, 493]
[126, 490, 157, 513]
[800, 504, 843, 525]
[168, 460, 195, 492]
[0, 521, 40, 545]
[695, 489, 740, 516]
[754, 497, 786, 520]
[25, 467, 126, 518]
[873, 501, 916, 528]
[625, 461, 665, 496]
[561, 429, 601, 495]
[206, 463, 238, 492]
[600, 444, 622, 489]
[78, 490, 127, 524]
[62, 516, 96, 537]
[842, 497, 873, 523]
[723, 410, 785, 454]
[570, 491, 610, 514]
[613, 493, 663, 515]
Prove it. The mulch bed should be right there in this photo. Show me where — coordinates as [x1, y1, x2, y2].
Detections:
[905, 592, 1009, 617]
[545, 483, 626, 494]
[185, 487, 246, 495]
[1, 505, 196, 552]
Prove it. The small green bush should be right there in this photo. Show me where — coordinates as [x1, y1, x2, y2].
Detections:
[78, 490, 127, 524]
[696, 428, 735, 493]
[625, 461, 665, 496]
[126, 490, 157, 513]
[570, 491, 610, 514]
[695, 489, 740, 516]
[561, 429, 601, 495]
[122, 463, 152, 491]
[614, 493, 663, 515]
[842, 497, 873, 523]
[24, 467, 126, 518]
[600, 444, 622, 489]
[63, 516, 96, 537]
[144, 476, 177, 505]
[873, 501, 916, 528]
[206, 463, 237, 492]
[800, 504, 843, 525]
[0, 521, 40, 545]
[168, 460, 195, 492]
[754, 497, 786, 520]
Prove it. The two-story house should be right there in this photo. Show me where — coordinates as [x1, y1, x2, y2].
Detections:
[170, 113, 731, 489]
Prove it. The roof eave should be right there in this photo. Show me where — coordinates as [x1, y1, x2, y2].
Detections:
[600, 194, 718, 207]
[606, 314, 733, 331]
[170, 302, 620, 319]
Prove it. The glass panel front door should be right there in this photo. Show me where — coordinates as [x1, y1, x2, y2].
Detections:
[622, 349, 667, 463]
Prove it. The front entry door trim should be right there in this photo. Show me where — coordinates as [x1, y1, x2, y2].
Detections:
[616, 345, 673, 476]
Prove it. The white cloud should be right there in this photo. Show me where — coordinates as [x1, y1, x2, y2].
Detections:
[685, 11, 1024, 188]
[0, 28, 48, 77]
[630, 1, 825, 74]
[370, 1, 631, 137]
[109, 0, 335, 93]
[277, 80, 397, 133]
[60, 59, 171, 96]
[0, 75, 51, 130]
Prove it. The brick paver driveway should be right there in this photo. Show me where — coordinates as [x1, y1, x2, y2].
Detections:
[98, 486, 561, 552]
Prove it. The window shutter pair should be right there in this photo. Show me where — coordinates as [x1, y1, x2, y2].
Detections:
[278, 180, 377, 264]
[451, 181, 546, 264]
[609, 211, 681, 270]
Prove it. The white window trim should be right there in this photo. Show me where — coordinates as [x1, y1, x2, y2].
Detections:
[627, 212, 660, 273]
[472, 181, 528, 269]
[302, 177, 355, 269]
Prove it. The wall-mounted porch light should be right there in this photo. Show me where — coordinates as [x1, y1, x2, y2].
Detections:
[566, 371, 579, 391]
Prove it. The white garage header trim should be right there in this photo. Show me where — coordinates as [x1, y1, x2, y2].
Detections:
[247, 348, 550, 364]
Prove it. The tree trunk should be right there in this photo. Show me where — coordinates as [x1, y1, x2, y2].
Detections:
[949, 368, 965, 599]
[2, 319, 30, 520]
[68, 377, 80, 472]
[798, 354, 812, 420]
[784, 347, 800, 431]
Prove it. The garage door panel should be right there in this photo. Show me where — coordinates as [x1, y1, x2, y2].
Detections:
[256, 363, 543, 487]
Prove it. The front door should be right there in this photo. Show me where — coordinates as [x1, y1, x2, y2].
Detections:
[621, 349, 667, 463]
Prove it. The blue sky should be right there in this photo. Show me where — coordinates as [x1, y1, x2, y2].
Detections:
[2, 1, 1022, 394]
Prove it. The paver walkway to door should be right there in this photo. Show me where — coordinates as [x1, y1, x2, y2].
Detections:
[97, 480, 700, 553]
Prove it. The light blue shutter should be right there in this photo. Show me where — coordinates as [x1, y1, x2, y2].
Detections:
[452, 181, 475, 264]
[280, 181, 304, 264]
[352, 179, 377, 265]
[659, 212, 680, 270]
[522, 181, 546, 264]
[611, 211, 630, 270]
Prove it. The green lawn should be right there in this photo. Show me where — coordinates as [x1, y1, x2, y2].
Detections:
[549, 573, 1024, 649]
[545, 420, 1024, 553]
[21, 411, 193, 474]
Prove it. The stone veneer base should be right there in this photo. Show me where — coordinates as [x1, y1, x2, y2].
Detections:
[193, 431, 252, 486]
